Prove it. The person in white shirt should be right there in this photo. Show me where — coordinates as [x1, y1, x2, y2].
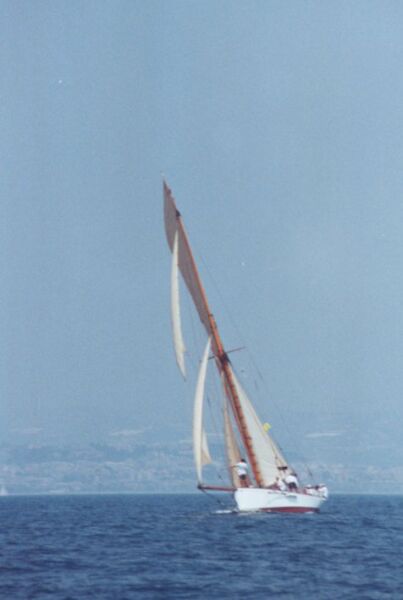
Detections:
[234, 458, 248, 486]
[284, 472, 299, 491]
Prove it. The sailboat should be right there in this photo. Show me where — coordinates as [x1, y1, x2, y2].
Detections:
[164, 181, 328, 513]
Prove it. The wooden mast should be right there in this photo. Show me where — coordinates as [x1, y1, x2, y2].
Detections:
[165, 182, 264, 488]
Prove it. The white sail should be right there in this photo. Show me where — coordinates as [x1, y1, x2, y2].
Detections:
[171, 231, 186, 378]
[193, 337, 212, 483]
[229, 367, 288, 486]
[223, 398, 242, 487]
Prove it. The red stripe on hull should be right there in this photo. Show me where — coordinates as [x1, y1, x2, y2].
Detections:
[261, 507, 319, 513]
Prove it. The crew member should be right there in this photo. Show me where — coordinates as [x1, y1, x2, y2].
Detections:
[234, 458, 249, 487]
[285, 472, 299, 491]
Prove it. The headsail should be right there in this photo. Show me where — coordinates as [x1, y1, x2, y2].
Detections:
[171, 231, 186, 378]
[193, 336, 213, 483]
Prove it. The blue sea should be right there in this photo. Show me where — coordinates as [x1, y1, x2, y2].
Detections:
[0, 494, 402, 599]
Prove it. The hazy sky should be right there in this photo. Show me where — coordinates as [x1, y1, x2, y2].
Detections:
[1, 1, 403, 469]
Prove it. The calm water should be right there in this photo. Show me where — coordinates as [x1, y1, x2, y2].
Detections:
[0, 494, 402, 599]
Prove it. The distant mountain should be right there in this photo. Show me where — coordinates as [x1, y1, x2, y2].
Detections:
[0, 441, 402, 495]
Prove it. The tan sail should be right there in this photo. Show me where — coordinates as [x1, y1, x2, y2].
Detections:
[193, 336, 212, 483]
[229, 366, 288, 486]
[164, 182, 216, 349]
[171, 231, 186, 378]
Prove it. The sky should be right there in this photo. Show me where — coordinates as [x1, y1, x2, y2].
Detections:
[1, 1, 403, 472]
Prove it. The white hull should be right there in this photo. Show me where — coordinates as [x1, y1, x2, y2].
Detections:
[235, 487, 326, 513]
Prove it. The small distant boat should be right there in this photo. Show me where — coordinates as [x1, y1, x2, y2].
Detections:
[0, 485, 9, 497]
[163, 182, 328, 513]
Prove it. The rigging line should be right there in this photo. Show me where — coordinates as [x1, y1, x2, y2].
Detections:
[193, 242, 276, 393]
[214, 454, 234, 483]
[206, 393, 220, 436]
[199, 485, 228, 509]
[215, 470, 229, 484]
[201, 271, 239, 339]
[205, 392, 228, 484]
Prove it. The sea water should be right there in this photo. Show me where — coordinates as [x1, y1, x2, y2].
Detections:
[0, 494, 402, 599]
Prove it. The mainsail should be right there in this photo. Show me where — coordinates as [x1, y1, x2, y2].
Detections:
[171, 231, 186, 378]
[193, 336, 213, 482]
